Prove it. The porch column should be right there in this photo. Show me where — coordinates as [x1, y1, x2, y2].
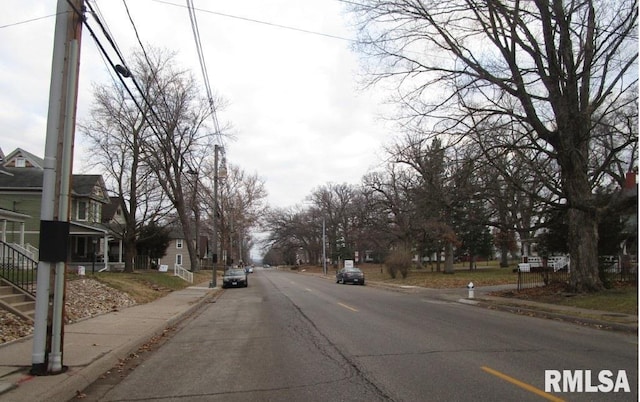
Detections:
[103, 235, 109, 270]
[19, 222, 25, 247]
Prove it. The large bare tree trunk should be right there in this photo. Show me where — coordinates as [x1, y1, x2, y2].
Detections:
[123, 235, 136, 272]
[560, 136, 602, 291]
[567, 208, 600, 291]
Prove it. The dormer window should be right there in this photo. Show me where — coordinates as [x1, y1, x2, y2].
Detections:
[15, 157, 26, 168]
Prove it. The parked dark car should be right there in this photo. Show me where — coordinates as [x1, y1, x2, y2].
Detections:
[336, 267, 365, 285]
[222, 268, 248, 288]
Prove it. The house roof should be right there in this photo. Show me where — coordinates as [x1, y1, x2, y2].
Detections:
[0, 167, 45, 190]
[102, 196, 122, 222]
[70, 221, 108, 236]
[0, 206, 30, 222]
[3, 148, 44, 169]
[0, 168, 109, 201]
[71, 175, 108, 199]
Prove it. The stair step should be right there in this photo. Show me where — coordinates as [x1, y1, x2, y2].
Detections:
[0, 286, 14, 296]
[0, 293, 31, 304]
[9, 301, 35, 313]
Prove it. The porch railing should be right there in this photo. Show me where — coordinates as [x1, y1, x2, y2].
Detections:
[9, 242, 38, 261]
[173, 263, 193, 283]
[0, 240, 38, 295]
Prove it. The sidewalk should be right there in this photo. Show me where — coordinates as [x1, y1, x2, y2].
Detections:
[0, 282, 217, 402]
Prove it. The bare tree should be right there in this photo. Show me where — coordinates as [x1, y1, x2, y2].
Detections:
[80, 50, 174, 272]
[307, 183, 364, 266]
[351, 0, 638, 291]
[131, 47, 226, 272]
[205, 163, 267, 265]
[262, 206, 309, 265]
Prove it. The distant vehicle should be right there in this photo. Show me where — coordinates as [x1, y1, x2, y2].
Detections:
[336, 267, 365, 285]
[263, 264, 271, 268]
[245, 266, 254, 274]
[222, 268, 248, 288]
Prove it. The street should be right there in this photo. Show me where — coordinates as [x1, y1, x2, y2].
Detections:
[78, 268, 638, 401]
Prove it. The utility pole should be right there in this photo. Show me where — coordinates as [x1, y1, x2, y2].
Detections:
[210, 145, 220, 287]
[31, 0, 84, 375]
[322, 218, 327, 275]
[210, 145, 225, 287]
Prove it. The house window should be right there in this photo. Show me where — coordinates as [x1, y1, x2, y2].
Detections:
[176, 254, 183, 266]
[176, 239, 183, 249]
[15, 158, 26, 167]
[95, 202, 102, 222]
[77, 201, 87, 221]
[89, 200, 101, 223]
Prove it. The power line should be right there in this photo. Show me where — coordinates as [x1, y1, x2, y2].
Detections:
[76, 1, 170, 146]
[185, 0, 223, 145]
[153, 0, 354, 42]
[0, 12, 65, 29]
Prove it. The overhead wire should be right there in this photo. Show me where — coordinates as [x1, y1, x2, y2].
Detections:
[0, 12, 66, 29]
[155, 0, 354, 42]
[185, 0, 224, 146]
[49, 0, 358, 153]
[120, 0, 202, 168]
[73, 0, 169, 146]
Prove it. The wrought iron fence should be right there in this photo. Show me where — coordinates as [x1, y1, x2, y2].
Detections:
[517, 269, 570, 291]
[518, 259, 638, 291]
[0, 240, 38, 295]
[598, 256, 638, 285]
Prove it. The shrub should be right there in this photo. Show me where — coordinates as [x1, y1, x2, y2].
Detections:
[385, 248, 413, 279]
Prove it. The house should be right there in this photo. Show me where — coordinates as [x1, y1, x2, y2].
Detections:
[101, 196, 127, 266]
[157, 225, 211, 272]
[0, 147, 113, 270]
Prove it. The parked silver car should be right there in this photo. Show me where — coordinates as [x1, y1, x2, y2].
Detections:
[222, 268, 248, 288]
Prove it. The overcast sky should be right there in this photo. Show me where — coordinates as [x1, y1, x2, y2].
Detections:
[1, 0, 393, 209]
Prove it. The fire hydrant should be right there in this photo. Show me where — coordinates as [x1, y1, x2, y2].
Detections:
[467, 281, 475, 299]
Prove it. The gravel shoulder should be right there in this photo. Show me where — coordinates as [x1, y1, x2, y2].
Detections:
[1, 277, 137, 345]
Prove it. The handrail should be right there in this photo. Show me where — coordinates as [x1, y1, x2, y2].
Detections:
[173, 263, 193, 283]
[0, 240, 38, 295]
[9, 242, 37, 261]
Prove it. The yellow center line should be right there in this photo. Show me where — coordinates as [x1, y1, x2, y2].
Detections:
[481, 366, 565, 402]
[337, 302, 359, 312]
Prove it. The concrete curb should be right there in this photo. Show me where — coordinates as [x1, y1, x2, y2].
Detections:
[466, 298, 638, 334]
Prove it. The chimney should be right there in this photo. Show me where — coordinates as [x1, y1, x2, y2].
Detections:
[625, 171, 637, 189]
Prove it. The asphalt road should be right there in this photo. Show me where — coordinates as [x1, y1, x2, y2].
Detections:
[78, 268, 638, 401]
